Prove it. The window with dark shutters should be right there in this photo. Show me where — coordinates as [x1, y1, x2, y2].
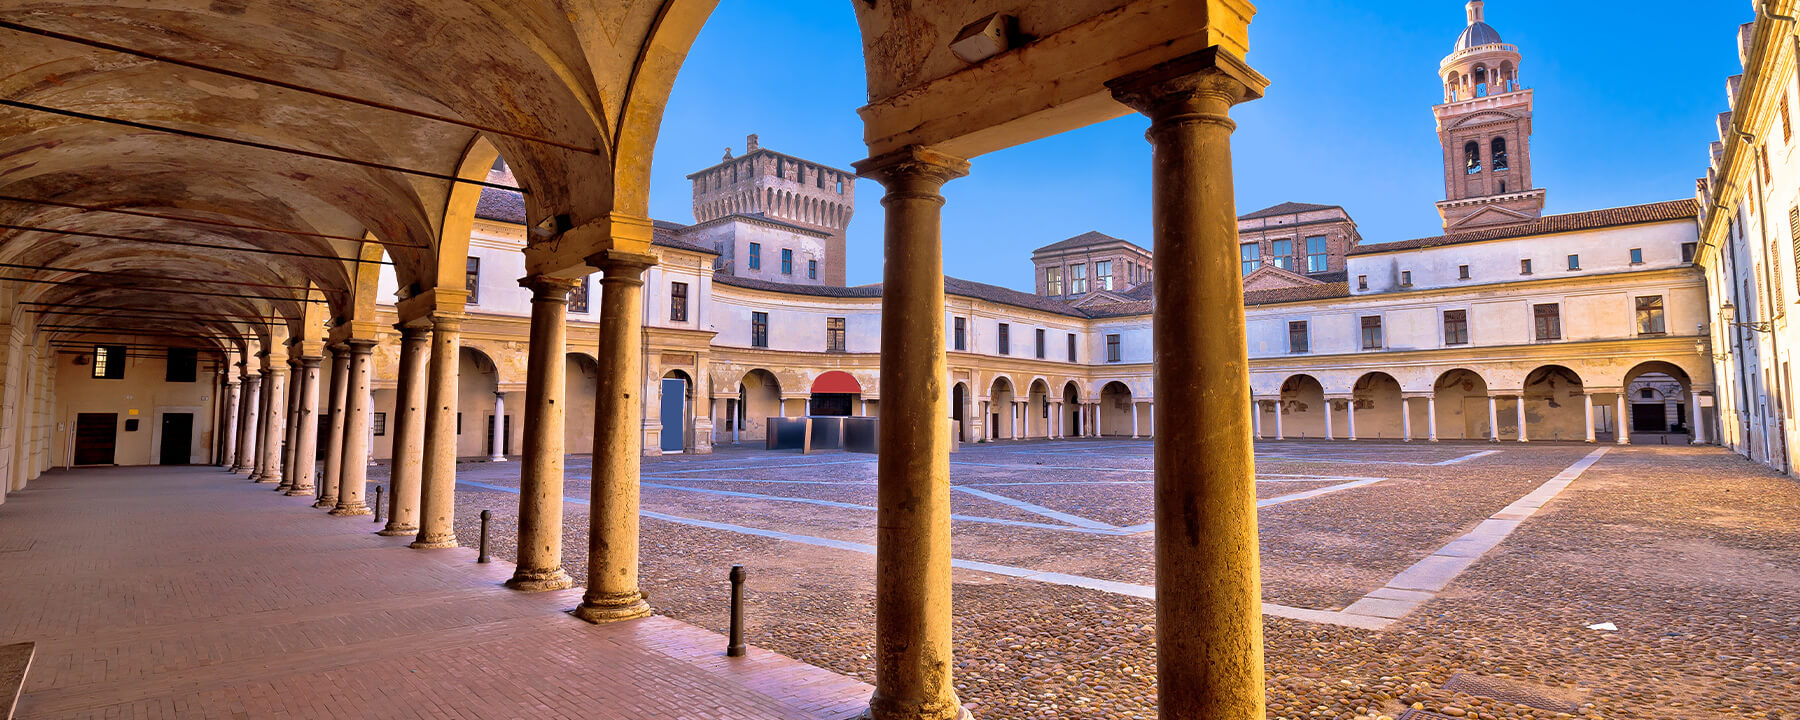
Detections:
[1789, 205, 1800, 297]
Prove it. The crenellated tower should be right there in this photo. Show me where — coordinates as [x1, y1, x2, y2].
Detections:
[1433, 1, 1545, 233]
[687, 134, 856, 286]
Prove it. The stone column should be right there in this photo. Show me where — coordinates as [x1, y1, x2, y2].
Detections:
[1487, 395, 1500, 442]
[1093, 403, 1102, 437]
[234, 372, 260, 473]
[1427, 395, 1439, 441]
[331, 340, 376, 516]
[852, 146, 970, 720]
[1132, 401, 1141, 438]
[1515, 394, 1529, 442]
[285, 357, 322, 496]
[731, 399, 740, 444]
[381, 325, 431, 535]
[220, 381, 241, 469]
[1583, 393, 1597, 443]
[277, 358, 302, 491]
[1324, 400, 1335, 440]
[255, 367, 287, 483]
[1274, 401, 1285, 439]
[574, 251, 658, 622]
[1346, 397, 1357, 440]
[1616, 392, 1630, 445]
[1401, 398, 1412, 441]
[1251, 401, 1262, 439]
[1690, 391, 1705, 443]
[1109, 48, 1269, 720]
[414, 313, 465, 547]
[316, 346, 349, 509]
[509, 276, 578, 592]
[489, 392, 508, 461]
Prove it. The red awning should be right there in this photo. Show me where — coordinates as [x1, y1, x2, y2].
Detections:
[811, 371, 861, 394]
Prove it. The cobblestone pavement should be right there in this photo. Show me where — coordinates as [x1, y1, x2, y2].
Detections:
[402, 440, 1800, 720]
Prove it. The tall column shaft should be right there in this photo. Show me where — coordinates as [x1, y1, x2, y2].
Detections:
[1487, 396, 1500, 442]
[1583, 393, 1597, 443]
[1109, 48, 1269, 720]
[255, 369, 287, 483]
[1324, 400, 1335, 440]
[236, 372, 261, 475]
[509, 276, 578, 592]
[490, 392, 508, 461]
[1251, 401, 1262, 439]
[1428, 396, 1439, 441]
[848, 147, 970, 720]
[286, 358, 322, 495]
[331, 341, 375, 516]
[1274, 401, 1284, 439]
[1690, 391, 1705, 443]
[1616, 393, 1630, 445]
[220, 381, 241, 469]
[1402, 398, 1413, 441]
[414, 314, 465, 547]
[575, 252, 657, 623]
[1346, 398, 1357, 440]
[278, 359, 302, 491]
[1516, 395, 1529, 442]
[316, 347, 350, 508]
[382, 326, 431, 535]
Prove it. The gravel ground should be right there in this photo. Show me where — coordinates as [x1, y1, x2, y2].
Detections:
[390, 440, 1798, 720]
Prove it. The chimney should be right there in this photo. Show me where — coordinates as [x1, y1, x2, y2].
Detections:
[746, 133, 760, 153]
[1466, 0, 1483, 24]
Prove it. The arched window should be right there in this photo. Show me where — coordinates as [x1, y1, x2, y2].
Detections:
[1473, 66, 1488, 97]
[1465, 141, 1482, 174]
[1491, 138, 1509, 170]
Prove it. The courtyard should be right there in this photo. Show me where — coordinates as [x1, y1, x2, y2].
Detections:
[419, 440, 1800, 720]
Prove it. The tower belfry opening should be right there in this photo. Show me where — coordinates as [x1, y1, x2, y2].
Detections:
[1434, 0, 1546, 232]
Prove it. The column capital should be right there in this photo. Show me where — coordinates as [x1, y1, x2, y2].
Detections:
[1106, 46, 1269, 117]
[425, 311, 466, 333]
[852, 145, 970, 189]
[345, 338, 377, 354]
[393, 321, 433, 340]
[519, 274, 580, 300]
[587, 250, 658, 286]
[298, 356, 323, 369]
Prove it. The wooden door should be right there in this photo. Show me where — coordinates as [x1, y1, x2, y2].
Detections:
[73, 413, 118, 465]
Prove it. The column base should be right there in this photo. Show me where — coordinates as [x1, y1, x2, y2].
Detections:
[312, 497, 336, 509]
[253, 475, 278, 484]
[506, 568, 575, 592]
[376, 524, 418, 537]
[328, 503, 373, 517]
[285, 485, 315, 496]
[488, 456, 508, 463]
[572, 591, 652, 624]
[860, 703, 973, 720]
[410, 532, 458, 549]
[274, 482, 292, 492]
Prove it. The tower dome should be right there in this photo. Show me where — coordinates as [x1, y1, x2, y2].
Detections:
[1455, 20, 1502, 52]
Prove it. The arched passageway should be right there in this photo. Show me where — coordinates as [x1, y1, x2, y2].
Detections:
[952, 383, 971, 442]
[1433, 369, 1491, 440]
[737, 369, 783, 443]
[456, 348, 503, 460]
[1027, 380, 1051, 438]
[1279, 375, 1327, 438]
[988, 377, 1016, 440]
[1520, 365, 1586, 442]
[1062, 382, 1083, 438]
[1350, 372, 1404, 440]
[1624, 361, 1708, 445]
[1099, 381, 1135, 437]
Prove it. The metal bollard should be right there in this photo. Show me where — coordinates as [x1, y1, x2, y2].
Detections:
[726, 564, 747, 657]
[477, 510, 491, 563]
[373, 486, 384, 524]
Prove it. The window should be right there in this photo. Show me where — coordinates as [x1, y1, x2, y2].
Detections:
[1681, 242, 1697, 263]
[1360, 316, 1383, 350]
[568, 277, 590, 313]
[1636, 296, 1666, 334]
[1491, 137, 1509, 170]
[373, 412, 387, 437]
[1305, 236, 1329, 273]
[997, 323, 1010, 355]
[751, 311, 768, 348]
[953, 317, 967, 351]
[1533, 303, 1561, 341]
[1357, 275, 1368, 290]
[1066, 333, 1077, 362]
[1629, 248, 1644, 265]
[1520, 258, 1532, 275]
[669, 281, 688, 322]
[1499, 180, 1507, 193]
[1784, 92, 1793, 142]
[1400, 270, 1412, 286]
[808, 259, 818, 280]
[465, 256, 480, 305]
[1464, 141, 1482, 174]
[92, 345, 125, 379]
[1567, 254, 1580, 271]
[749, 242, 762, 270]
[1762, 145, 1773, 184]
[1240, 243, 1261, 275]
[1444, 310, 1469, 345]
[1641, 388, 1656, 400]
[781, 248, 794, 275]
[1035, 328, 1046, 359]
[1288, 321, 1309, 353]
[1791, 206, 1800, 289]
[1458, 264, 1471, 280]
[1096, 260, 1114, 291]
[1271, 239, 1294, 270]
[1046, 267, 1063, 296]
[165, 348, 197, 383]
[1106, 333, 1121, 363]
[826, 317, 846, 353]
[1069, 264, 1088, 294]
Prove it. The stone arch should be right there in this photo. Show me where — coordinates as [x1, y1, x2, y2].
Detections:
[1026, 378, 1051, 439]
[1433, 368, 1491, 440]
[458, 345, 503, 459]
[1521, 365, 1585, 442]
[1278, 374, 1327, 438]
[1099, 380, 1134, 438]
[952, 381, 972, 442]
[988, 375, 1017, 440]
[1351, 371, 1404, 440]
[1061, 380, 1083, 437]
[1623, 361, 1699, 441]
[737, 368, 784, 442]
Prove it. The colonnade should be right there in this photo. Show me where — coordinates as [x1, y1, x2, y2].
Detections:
[1250, 388, 1710, 444]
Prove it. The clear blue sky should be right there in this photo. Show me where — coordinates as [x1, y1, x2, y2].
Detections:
[649, 0, 1749, 290]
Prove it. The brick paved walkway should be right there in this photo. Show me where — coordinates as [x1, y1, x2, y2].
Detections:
[0, 466, 871, 719]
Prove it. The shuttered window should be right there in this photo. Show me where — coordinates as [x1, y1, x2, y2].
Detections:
[1789, 205, 1800, 297]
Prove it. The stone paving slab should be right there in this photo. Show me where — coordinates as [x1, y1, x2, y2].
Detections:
[0, 466, 870, 720]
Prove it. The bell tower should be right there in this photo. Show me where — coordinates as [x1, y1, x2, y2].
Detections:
[1433, 1, 1545, 233]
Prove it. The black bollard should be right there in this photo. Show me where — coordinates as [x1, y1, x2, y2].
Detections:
[373, 486, 384, 524]
[727, 565, 747, 657]
[477, 509, 491, 563]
